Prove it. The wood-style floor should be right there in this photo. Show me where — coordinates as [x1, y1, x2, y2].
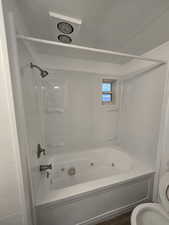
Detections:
[97, 212, 131, 225]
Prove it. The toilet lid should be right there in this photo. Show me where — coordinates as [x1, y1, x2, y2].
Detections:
[159, 172, 169, 213]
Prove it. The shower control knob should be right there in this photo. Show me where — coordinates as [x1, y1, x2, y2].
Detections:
[68, 167, 76, 176]
[37, 144, 46, 158]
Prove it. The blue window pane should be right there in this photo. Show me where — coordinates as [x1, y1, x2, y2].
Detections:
[102, 83, 111, 92]
[102, 94, 112, 102]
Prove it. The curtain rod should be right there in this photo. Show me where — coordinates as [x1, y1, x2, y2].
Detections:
[16, 35, 166, 64]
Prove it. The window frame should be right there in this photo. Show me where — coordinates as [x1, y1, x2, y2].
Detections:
[102, 79, 113, 105]
[101, 78, 120, 109]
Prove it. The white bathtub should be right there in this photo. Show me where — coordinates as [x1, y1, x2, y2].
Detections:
[36, 147, 155, 225]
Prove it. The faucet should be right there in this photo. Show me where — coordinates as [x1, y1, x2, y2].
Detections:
[40, 164, 52, 172]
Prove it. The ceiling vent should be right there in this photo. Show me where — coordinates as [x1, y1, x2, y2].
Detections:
[58, 34, 72, 44]
[49, 11, 82, 44]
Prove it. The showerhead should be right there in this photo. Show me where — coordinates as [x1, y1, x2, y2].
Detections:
[40, 70, 48, 78]
[30, 62, 48, 78]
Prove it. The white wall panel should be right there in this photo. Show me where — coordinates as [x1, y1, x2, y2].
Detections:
[119, 65, 166, 167]
[43, 71, 119, 154]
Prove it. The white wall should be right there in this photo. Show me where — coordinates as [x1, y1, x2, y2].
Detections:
[119, 65, 166, 167]
[1, 0, 40, 224]
[118, 41, 169, 189]
[0, 43, 23, 224]
[117, 41, 169, 200]
[43, 70, 119, 154]
[0, 0, 28, 224]
[36, 52, 122, 155]
[38, 54, 122, 76]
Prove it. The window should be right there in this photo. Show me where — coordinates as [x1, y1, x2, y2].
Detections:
[102, 79, 117, 105]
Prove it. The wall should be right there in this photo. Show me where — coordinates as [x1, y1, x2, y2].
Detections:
[44, 70, 119, 154]
[38, 54, 122, 76]
[0, 0, 27, 224]
[1, 0, 39, 224]
[118, 41, 169, 199]
[37, 50, 123, 155]
[119, 65, 166, 167]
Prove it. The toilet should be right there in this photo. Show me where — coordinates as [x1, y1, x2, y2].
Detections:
[131, 172, 169, 225]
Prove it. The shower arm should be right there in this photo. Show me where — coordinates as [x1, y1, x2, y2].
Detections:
[30, 62, 42, 71]
[30, 62, 48, 78]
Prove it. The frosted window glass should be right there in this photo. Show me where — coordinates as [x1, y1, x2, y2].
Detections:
[102, 83, 111, 92]
[102, 94, 112, 102]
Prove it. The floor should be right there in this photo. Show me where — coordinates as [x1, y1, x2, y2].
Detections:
[97, 212, 131, 225]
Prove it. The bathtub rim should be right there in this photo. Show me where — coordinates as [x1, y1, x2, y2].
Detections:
[36, 169, 155, 209]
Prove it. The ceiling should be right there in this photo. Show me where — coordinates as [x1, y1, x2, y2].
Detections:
[17, 0, 169, 63]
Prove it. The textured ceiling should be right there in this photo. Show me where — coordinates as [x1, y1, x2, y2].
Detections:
[17, 0, 169, 63]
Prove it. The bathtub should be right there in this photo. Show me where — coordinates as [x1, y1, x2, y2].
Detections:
[36, 147, 155, 225]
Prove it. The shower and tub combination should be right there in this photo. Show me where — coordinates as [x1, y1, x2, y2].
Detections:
[14, 34, 166, 225]
[4, 4, 168, 225]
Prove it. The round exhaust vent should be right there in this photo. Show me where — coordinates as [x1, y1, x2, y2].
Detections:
[58, 34, 72, 44]
[57, 22, 74, 34]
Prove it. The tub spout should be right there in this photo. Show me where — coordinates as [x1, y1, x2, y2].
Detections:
[40, 164, 52, 172]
